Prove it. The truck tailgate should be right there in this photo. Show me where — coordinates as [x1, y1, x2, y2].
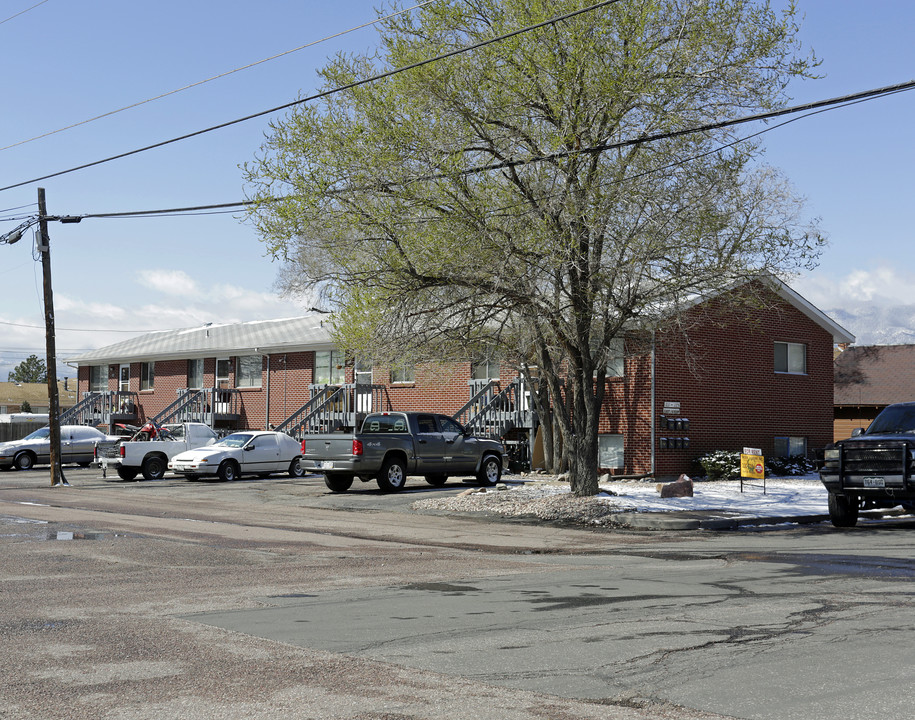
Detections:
[301, 435, 356, 467]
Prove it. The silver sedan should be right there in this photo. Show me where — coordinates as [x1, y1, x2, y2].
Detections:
[0, 425, 112, 471]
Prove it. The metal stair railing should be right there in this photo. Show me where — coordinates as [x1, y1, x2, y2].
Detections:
[275, 383, 387, 438]
[153, 389, 206, 425]
[59, 390, 139, 427]
[457, 378, 536, 440]
[452, 380, 501, 429]
[59, 391, 104, 425]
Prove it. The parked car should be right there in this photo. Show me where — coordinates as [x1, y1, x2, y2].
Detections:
[0, 425, 113, 471]
[300, 411, 505, 492]
[168, 430, 305, 481]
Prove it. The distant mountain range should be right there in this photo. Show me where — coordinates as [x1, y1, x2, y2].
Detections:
[827, 305, 915, 346]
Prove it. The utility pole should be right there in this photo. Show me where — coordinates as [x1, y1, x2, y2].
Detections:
[37, 187, 66, 487]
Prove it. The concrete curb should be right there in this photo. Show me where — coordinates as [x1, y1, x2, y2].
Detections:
[611, 512, 832, 531]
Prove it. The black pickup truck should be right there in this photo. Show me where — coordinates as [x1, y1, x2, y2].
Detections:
[301, 411, 505, 493]
[819, 401, 915, 527]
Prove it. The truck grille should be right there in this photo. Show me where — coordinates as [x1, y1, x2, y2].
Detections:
[844, 447, 906, 473]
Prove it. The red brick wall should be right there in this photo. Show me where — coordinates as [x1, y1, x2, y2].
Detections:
[599, 289, 835, 478]
[76, 291, 835, 479]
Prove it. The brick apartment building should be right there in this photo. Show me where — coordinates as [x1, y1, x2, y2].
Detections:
[67, 278, 853, 478]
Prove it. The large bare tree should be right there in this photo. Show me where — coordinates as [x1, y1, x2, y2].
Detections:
[244, 0, 823, 495]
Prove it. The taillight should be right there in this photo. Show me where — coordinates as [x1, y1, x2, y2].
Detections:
[119, 444, 125, 458]
[353, 439, 363, 456]
[301, 439, 307, 454]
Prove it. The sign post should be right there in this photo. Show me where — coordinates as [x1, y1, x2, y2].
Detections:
[740, 446, 766, 494]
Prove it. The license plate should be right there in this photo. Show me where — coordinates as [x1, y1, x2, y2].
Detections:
[863, 476, 885, 488]
[320, 461, 334, 470]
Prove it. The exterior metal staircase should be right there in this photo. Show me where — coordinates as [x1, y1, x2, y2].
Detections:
[59, 391, 139, 428]
[152, 388, 241, 428]
[453, 377, 536, 440]
[275, 383, 388, 438]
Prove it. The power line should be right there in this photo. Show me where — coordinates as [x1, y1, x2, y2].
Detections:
[0, 318, 171, 333]
[37, 78, 915, 224]
[0, 0, 49, 26]
[0, 0, 625, 193]
[0, 0, 442, 154]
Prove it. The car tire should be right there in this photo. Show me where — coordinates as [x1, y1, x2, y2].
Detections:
[141, 456, 166, 481]
[377, 457, 407, 492]
[425, 474, 448, 487]
[117, 466, 139, 481]
[477, 455, 502, 486]
[217, 461, 239, 482]
[828, 492, 859, 528]
[324, 473, 354, 492]
[288, 457, 305, 478]
[14, 452, 35, 471]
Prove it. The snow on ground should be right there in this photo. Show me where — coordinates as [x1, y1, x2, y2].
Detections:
[413, 474, 831, 522]
[595, 476, 827, 518]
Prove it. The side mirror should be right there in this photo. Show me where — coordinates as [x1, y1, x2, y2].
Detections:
[851, 427, 864, 437]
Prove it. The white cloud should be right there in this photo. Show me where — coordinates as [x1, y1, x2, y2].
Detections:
[136, 269, 201, 297]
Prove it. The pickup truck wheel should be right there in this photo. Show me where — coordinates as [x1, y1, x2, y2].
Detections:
[828, 492, 860, 528]
[14, 452, 35, 471]
[117, 466, 139, 481]
[217, 461, 239, 482]
[426, 474, 448, 487]
[324, 473, 354, 492]
[141, 456, 166, 481]
[288, 457, 306, 478]
[477, 455, 502, 486]
[377, 458, 407, 492]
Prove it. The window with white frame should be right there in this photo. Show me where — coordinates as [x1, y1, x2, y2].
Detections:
[188, 359, 204, 389]
[216, 358, 231, 387]
[314, 350, 345, 385]
[471, 356, 500, 380]
[391, 362, 415, 384]
[140, 362, 154, 391]
[89, 365, 107, 392]
[774, 436, 807, 458]
[606, 337, 625, 378]
[774, 342, 806, 374]
[598, 434, 624, 469]
[236, 355, 262, 388]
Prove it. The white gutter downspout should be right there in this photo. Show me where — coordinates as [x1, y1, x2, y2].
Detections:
[265, 353, 271, 430]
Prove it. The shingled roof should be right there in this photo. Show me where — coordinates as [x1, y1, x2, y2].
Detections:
[834, 344, 915, 406]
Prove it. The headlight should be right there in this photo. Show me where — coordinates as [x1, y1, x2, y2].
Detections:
[824, 448, 841, 462]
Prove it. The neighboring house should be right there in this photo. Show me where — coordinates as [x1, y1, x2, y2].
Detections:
[833, 344, 915, 440]
[0, 380, 77, 415]
[66, 278, 852, 479]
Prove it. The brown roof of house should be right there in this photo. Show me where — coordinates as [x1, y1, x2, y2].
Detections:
[834, 344, 915, 406]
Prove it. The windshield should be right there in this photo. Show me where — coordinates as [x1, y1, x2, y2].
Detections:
[23, 427, 50, 440]
[866, 405, 915, 435]
[214, 433, 254, 448]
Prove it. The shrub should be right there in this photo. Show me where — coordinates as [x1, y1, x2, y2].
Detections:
[697, 450, 741, 481]
[765, 454, 816, 476]
[696, 450, 817, 480]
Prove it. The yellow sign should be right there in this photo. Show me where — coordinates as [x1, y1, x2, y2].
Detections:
[741, 453, 765, 479]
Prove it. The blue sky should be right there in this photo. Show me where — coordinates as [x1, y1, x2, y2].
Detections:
[1, 0, 914, 380]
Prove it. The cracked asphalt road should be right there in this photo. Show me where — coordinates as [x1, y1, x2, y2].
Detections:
[3, 467, 915, 719]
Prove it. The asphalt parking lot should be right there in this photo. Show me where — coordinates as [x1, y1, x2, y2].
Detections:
[4, 465, 915, 720]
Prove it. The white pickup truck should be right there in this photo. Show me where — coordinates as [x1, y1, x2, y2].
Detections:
[96, 422, 218, 481]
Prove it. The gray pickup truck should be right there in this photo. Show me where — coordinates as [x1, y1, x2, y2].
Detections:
[301, 411, 505, 493]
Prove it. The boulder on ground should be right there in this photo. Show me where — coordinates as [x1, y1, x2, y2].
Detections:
[658, 474, 694, 498]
